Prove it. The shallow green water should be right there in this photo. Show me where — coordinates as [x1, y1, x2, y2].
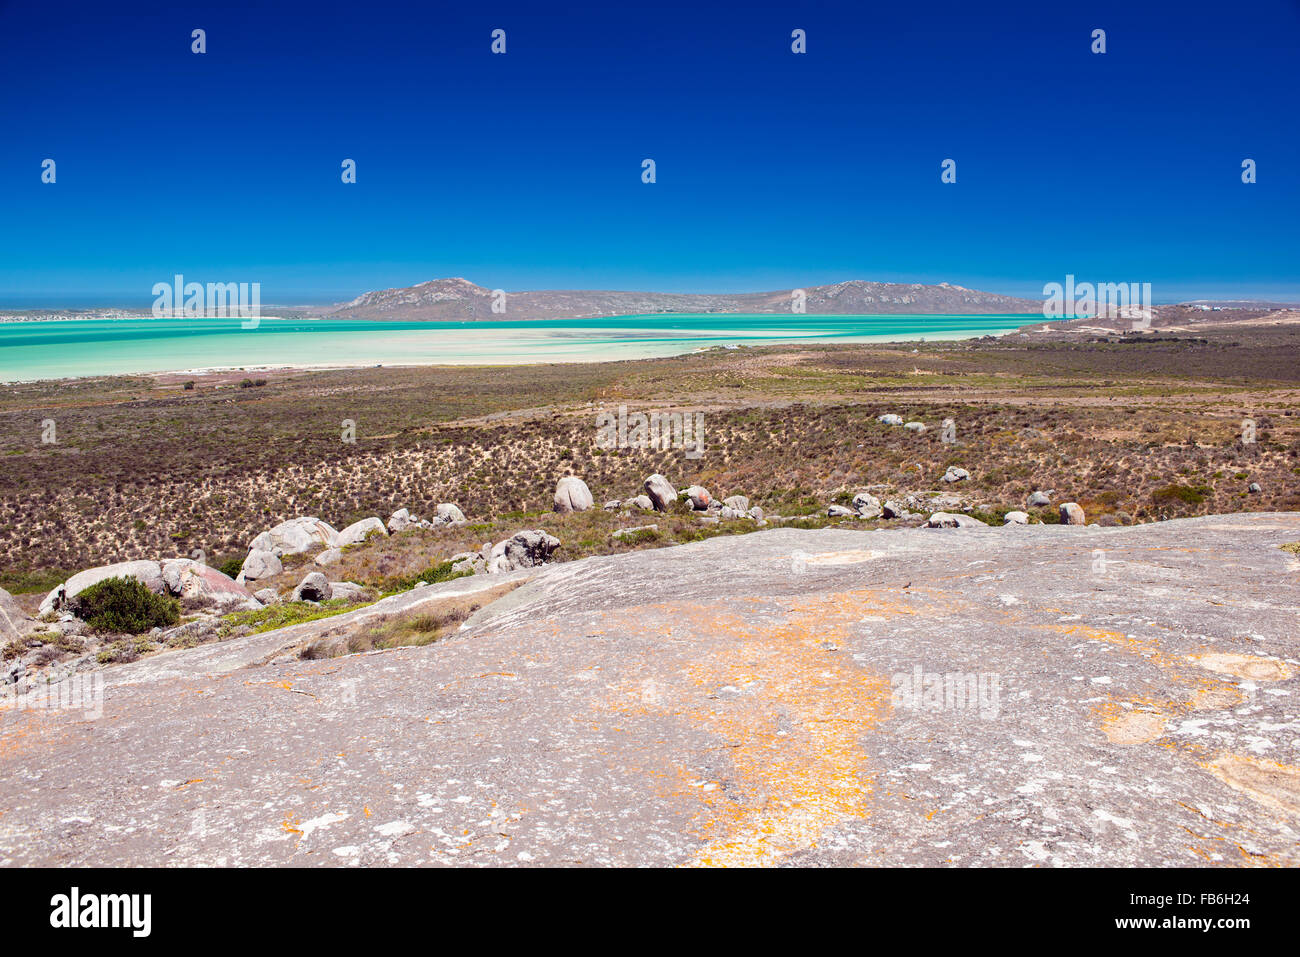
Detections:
[0, 313, 1042, 381]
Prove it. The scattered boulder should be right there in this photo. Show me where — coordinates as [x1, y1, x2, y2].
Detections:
[684, 486, 713, 510]
[903, 421, 927, 433]
[625, 494, 654, 511]
[1059, 502, 1086, 526]
[882, 500, 906, 519]
[40, 560, 164, 616]
[328, 582, 371, 603]
[0, 587, 35, 641]
[236, 549, 282, 586]
[249, 517, 339, 556]
[435, 503, 467, 525]
[722, 495, 749, 513]
[852, 492, 880, 513]
[603, 500, 622, 511]
[253, 588, 280, 605]
[336, 517, 387, 547]
[747, 505, 764, 522]
[827, 505, 857, 518]
[292, 572, 332, 603]
[644, 474, 678, 512]
[387, 508, 414, 533]
[1248, 482, 1261, 494]
[1003, 511, 1030, 525]
[314, 548, 342, 567]
[613, 524, 657, 540]
[162, 560, 260, 611]
[487, 530, 562, 574]
[1027, 491, 1052, 508]
[553, 477, 594, 513]
[941, 466, 971, 483]
[926, 512, 988, 529]
[448, 550, 487, 576]
[877, 414, 904, 426]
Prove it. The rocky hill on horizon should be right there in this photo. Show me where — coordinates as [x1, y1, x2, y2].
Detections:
[327, 277, 1042, 320]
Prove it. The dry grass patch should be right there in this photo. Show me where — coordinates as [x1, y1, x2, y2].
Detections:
[300, 579, 524, 659]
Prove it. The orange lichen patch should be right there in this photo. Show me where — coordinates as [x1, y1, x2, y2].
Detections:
[1205, 754, 1300, 819]
[1184, 685, 1246, 712]
[1102, 710, 1167, 745]
[1045, 622, 1181, 670]
[0, 711, 73, 763]
[601, 590, 920, 867]
[281, 816, 302, 836]
[1189, 653, 1293, 682]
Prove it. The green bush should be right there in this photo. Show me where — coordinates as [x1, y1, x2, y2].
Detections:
[73, 576, 180, 634]
[1152, 483, 1208, 506]
[216, 555, 245, 580]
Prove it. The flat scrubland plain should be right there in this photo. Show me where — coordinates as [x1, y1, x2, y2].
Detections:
[1, 325, 1298, 600]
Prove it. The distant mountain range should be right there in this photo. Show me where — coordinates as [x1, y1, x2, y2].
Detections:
[327, 278, 1041, 320]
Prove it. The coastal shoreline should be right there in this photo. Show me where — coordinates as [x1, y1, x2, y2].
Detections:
[0, 315, 1049, 385]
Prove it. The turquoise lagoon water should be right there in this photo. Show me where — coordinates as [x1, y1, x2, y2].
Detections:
[0, 314, 1042, 382]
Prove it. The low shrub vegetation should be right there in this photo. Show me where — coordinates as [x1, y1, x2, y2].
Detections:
[72, 577, 179, 634]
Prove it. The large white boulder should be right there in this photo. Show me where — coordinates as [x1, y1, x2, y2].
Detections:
[161, 559, 260, 610]
[237, 549, 283, 585]
[486, 530, 562, 574]
[336, 517, 388, 547]
[553, 477, 594, 513]
[435, 503, 468, 525]
[248, 517, 339, 556]
[0, 587, 35, 641]
[684, 486, 713, 510]
[643, 474, 677, 512]
[292, 572, 333, 603]
[926, 512, 988, 529]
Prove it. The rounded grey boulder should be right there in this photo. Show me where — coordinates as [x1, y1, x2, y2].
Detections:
[643, 474, 678, 512]
[435, 503, 468, 525]
[1059, 502, 1086, 525]
[553, 477, 594, 513]
[684, 485, 713, 510]
[336, 517, 387, 547]
[487, 530, 562, 573]
[293, 572, 332, 603]
[237, 549, 282, 585]
[927, 511, 988, 528]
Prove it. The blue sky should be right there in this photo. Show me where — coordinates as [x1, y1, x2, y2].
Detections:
[1, 0, 1297, 305]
